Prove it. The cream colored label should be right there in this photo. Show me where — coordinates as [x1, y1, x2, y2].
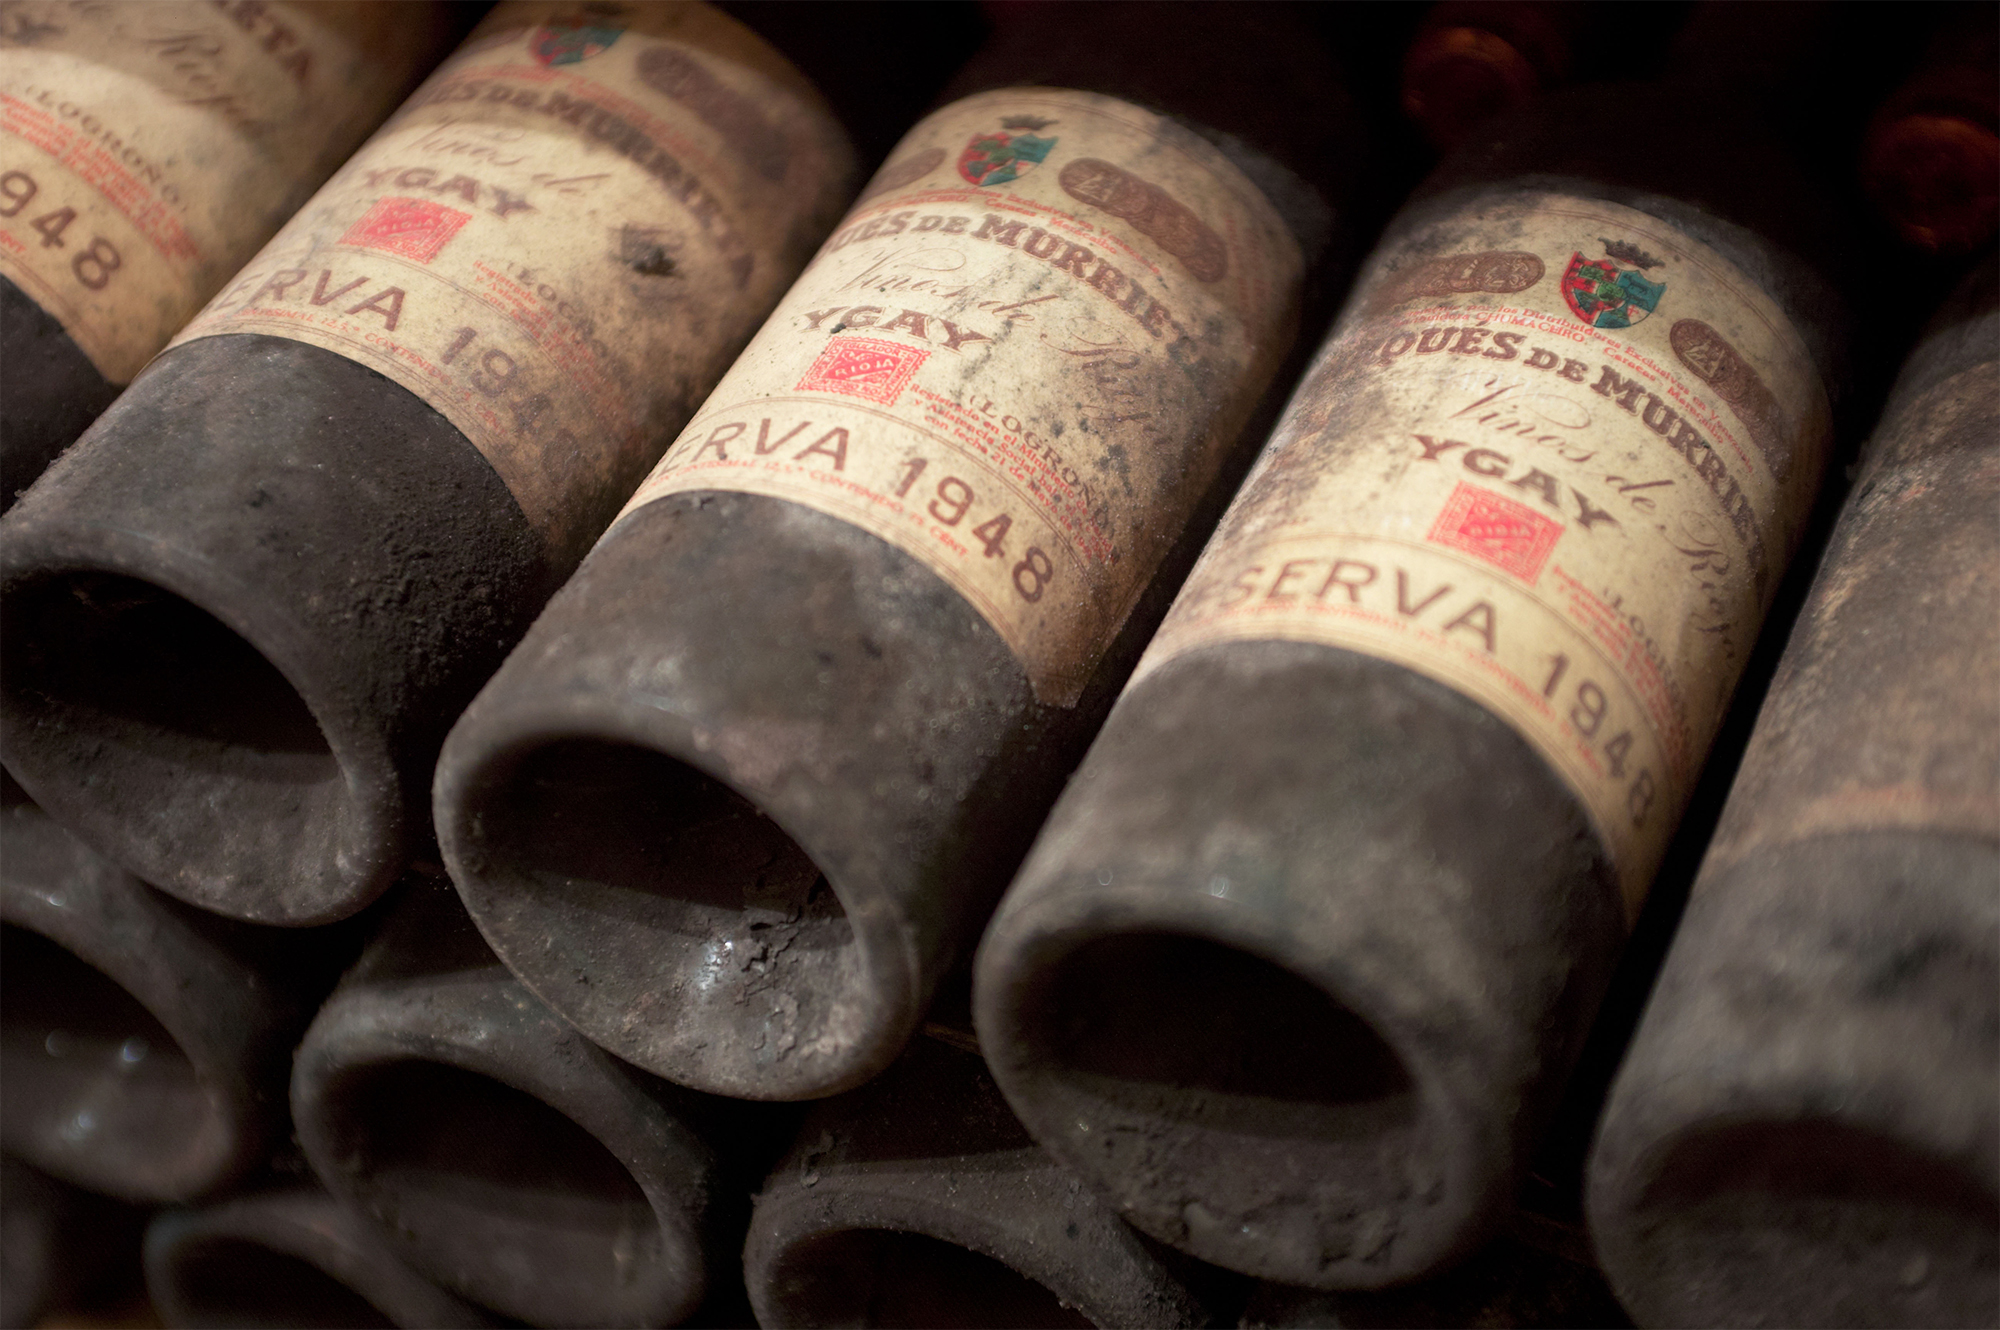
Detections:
[1135, 194, 1830, 911]
[616, 87, 1304, 706]
[0, 1, 405, 382]
[171, 1, 854, 560]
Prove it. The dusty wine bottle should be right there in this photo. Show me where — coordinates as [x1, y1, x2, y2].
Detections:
[745, 1029, 1239, 1329]
[0, 1, 856, 925]
[433, 0, 1361, 1102]
[972, 25, 1859, 1289]
[1584, 260, 1998, 1329]
[1860, 5, 2000, 255]
[0, 795, 348, 1201]
[1399, 1, 1590, 152]
[144, 1184, 492, 1329]
[0, 0, 455, 508]
[292, 871, 777, 1328]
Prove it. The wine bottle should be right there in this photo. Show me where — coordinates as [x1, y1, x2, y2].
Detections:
[972, 15, 1860, 1289]
[0, 0, 455, 507]
[1585, 259, 1997, 1329]
[144, 1184, 491, 1328]
[433, 0, 1363, 1102]
[0, 0, 856, 925]
[1860, 4, 2000, 255]
[0, 796, 348, 1201]
[745, 1029, 1240, 1328]
[292, 870, 777, 1328]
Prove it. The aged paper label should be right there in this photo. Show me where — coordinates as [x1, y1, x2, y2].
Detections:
[616, 87, 1305, 706]
[171, 1, 854, 560]
[0, 1, 412, 383]
[1135, 194, 1831, 911]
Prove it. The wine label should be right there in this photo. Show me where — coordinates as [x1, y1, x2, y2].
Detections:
[1134, 193, 1831, 912]
[615, 87, 1305, 707]
[170, 1, 854, 561]
[0, 1, 417, 383]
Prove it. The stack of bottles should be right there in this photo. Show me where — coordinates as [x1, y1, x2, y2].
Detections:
[1, 2, 1991, 1327]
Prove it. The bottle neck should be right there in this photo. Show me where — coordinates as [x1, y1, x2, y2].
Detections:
[1861, 6, 2000, 255]
[1401, 0, 1591, 151]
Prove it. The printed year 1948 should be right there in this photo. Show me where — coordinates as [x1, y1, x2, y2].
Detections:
[1, 169, 124, 291]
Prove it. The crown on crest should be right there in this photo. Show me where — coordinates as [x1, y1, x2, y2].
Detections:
[1000, 115, 1056, 132]
[1600, 238, 1663, 270]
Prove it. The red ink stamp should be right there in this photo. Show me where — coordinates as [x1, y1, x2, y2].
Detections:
[796, 336, 928, 406]
[1428, 482, 1563, 582]
[340, 197, 471, 264]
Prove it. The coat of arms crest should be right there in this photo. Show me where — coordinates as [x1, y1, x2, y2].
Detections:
[1563, 238, 1667, 329]
[531, 20, 621, 66]
[958, 116, 1058, 188]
